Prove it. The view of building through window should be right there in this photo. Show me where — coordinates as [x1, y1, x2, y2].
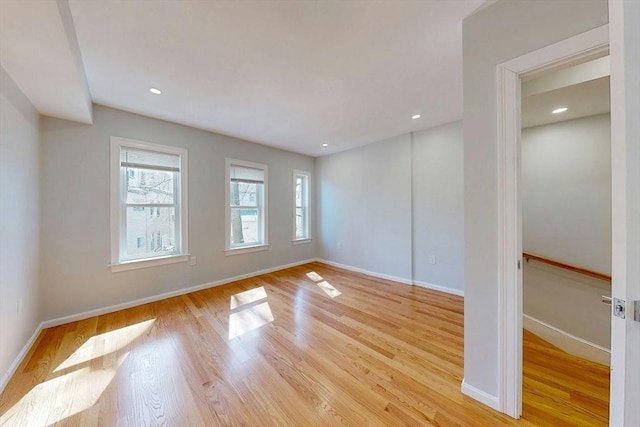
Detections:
[125, 167, 177, 259]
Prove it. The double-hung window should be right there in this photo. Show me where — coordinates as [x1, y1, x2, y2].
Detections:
[226, 158, 268, 254]
[293, 170, 311, 242]
[110, 137, 189, 271]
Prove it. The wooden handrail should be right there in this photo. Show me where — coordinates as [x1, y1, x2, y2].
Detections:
[522, 251, 611, 282]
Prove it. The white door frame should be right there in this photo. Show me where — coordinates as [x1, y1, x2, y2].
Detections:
[608, 0, 640, 425]
[495, 25, 609, 418]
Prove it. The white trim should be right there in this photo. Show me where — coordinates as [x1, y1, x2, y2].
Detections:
[608, 1, 640, 425]
[523, 314, 610, 366]
[224, 244, 270, 256]
[109, 254, 189, 272]
[41, 258, 316, 329]
[461, 379, 501, 411]
[495, 24, 609, 419]
[316, 258, 412, 285]
[413, 280, 464, 297]
[110, 136, 189, 269]
[292, 238, 312, 245]
[496, 60, 523, 419]
[0, 323, 43, 394]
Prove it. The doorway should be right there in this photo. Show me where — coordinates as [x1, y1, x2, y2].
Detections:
[495, 7, 639, 425]
[493, 24, 611, 418]
[520, 55, 611, 425]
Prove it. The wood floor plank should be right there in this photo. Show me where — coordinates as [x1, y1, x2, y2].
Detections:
[0, 262, 609, 426]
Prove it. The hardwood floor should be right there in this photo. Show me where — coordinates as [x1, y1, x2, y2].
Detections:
[0, 262, 609, 426]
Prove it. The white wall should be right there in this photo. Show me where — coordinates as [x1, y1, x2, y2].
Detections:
[522, 114, 611, 352]
[523, 262, 610, 348]
[316, 121, 464, 291]
[0, 67, 40, 390]
[413, 121, 464, 291]
[523, 114, 611, 274]
[462, 0, 608, 400]
[316, 134, 413, 282]
[39, 105, 315, 321]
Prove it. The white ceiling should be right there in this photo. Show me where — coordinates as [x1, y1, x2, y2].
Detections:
[0, 0, 484, 157]
[522, 77, 610, 129]
[522, 56, 610, 129]
[0, 0, 92, 123]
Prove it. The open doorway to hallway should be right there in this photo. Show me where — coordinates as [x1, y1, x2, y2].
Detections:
[520, 55, 611, 425]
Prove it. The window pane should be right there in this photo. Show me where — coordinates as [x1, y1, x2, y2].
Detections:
[125, 206, 176, 259]
[295, 207, 304, 238]
[125, 167, 174, 204]
[231, 208, 259, 246]
[230, 182, 258, 207]
[295, 177, 303, 206]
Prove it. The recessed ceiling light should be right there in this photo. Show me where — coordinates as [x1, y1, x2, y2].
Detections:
[552, 107, 568, 114]
[322, 143, 329, 147]
[149, 87, 162, 95]
[411, 114, 421, 120]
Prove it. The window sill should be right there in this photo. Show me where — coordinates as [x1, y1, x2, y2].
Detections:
[225, 244, 270, 256]
[292, 238, 312, 245]
[109, 254, 189, 272]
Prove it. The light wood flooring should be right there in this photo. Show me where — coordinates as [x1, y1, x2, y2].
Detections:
[0, 262, 609, 426]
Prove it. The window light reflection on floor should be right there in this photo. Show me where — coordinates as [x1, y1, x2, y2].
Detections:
[306, 271, 323, 282]
[228, 301, 274, 339]
[317, 281, 342, 298]
[306, 271, 342, 298]
[229, 286, 268, 310]
[0, 353, 128, 426]
[54, 319, 155, 372]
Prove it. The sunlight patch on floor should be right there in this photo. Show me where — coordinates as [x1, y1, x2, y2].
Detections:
[317, 281, 342, 298]
[307, 271, 341, 298]
[306, 271, 324, 282]
[230, 286, 268, 309]
[1, 353, 128, 426]
[54, 319, 155, 372]
[228, 301, 274, 339]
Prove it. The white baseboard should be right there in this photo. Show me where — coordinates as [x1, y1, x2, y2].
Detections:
[413, 280, 464, 297]
[523, 314, 610, 366]
[42, 258, 317, 329]
[0, 323, 43, 394]
[315, 258, 464, 297]
[461, 378, 501, 411]
[315, 258, 413, 285]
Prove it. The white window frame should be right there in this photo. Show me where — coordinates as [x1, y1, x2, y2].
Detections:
[109, 136, 189, 272]
[225, 158, 269, 255]
[292, 170, 312, 244]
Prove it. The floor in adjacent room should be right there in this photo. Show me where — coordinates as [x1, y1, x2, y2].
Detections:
[0, 262, 609, 426]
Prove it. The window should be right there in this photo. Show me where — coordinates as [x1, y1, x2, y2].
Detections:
[293, 170, 311, 242]
[110, 137, 189, 271]
[225, 158, 268, 255]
